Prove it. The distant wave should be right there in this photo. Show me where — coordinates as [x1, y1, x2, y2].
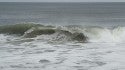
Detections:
[0, 23, 125, 43]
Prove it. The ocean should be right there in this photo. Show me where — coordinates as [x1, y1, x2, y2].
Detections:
[0, 2, 125, 70]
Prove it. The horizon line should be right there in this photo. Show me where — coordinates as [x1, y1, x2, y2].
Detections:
[1, 1, 125, 3]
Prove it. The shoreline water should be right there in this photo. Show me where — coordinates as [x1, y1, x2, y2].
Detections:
[0, 2, 125, 70]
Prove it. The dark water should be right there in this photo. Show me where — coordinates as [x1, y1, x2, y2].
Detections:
[0, 2, 125, 26]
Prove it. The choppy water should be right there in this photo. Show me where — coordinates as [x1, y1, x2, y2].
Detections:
[0, 33, 125, 70]
[0, 2, 125, 70]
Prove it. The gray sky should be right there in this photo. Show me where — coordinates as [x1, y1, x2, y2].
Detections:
[0, 0, 125, 2]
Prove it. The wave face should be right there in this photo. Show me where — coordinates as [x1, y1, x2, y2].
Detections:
[0, 23, 125, 43]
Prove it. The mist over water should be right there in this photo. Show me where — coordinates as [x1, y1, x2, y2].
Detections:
[0, 2, 125, 70]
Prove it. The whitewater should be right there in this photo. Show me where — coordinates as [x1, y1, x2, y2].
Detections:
[1, 2, 125, 70]
[0, 23, 125, 70]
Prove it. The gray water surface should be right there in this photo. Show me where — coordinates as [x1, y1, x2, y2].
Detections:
[0, 2, 125, 26]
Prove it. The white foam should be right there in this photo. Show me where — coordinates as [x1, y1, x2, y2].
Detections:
[0, 34, 17, 44]
[1, 26, 125, 70]
[81, 26, 125, 43]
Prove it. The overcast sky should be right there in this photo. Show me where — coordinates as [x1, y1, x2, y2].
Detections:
[0, 0, 125, 2]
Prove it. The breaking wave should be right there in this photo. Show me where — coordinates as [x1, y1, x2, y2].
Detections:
[0, 23, 125, 43]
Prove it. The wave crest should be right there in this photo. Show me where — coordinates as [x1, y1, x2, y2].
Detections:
[1, 23, 125, 43]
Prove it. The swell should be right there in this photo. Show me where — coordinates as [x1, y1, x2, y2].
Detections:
[23, 26, 87, 42]
[0, 23, 125, 43]
[0, 23, 43, 35]
[0, 23, 87, 42]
